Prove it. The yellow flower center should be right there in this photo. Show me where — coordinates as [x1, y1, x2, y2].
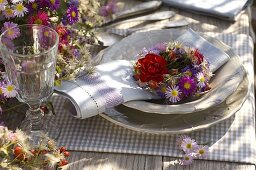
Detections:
[0, 0, 4, 3]
[16, 4, 24, 12]
[199, 149, 205, 155]
[71, 11, 76, 18]
[186, 143, 192, 149]
[171, 90, 178, 97]
[6, 85, 14, 92]
[185, 156, 190, 161]
[0, 88, 3, 95]
[5, 8, 13, 15]
[184, 82, 191, 89]
[34, 19, 42, 25]
[50, 0, 55, 4]
[200, 77, 205, 82]
[32, 3, 38, 9]
[7, 29, 14, 36]
[161, 87, 166, 93]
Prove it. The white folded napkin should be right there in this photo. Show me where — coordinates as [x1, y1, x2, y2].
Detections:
[54, 60, 157, 119]
[162, 0, 252, 20]
[55, 29, 230, 119]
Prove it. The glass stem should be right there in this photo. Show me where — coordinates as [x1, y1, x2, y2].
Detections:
[26, 103, 44, 131]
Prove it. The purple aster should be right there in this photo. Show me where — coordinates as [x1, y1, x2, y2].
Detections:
[47, 0, 60, 10]
[66, 6, 79, 25]
[180, 136, 199, 154]
[181, 66, 197, 77]
[68, 0, 79, 7]
[179, 154, 194, 165]
[1, 37, 15, 50]
[178, 76, 196, 97]
[156, 85, 167, 99]
[1, 22, 20, 40]
[27, 1, 39, 12]
[39, 0, 49, 8]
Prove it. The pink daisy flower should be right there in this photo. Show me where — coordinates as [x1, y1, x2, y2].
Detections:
[28, 11, 49, 25]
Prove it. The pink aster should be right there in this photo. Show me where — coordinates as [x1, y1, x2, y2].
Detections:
[181, 136, 199, 154]
[66, 6, 79, 24]
[178, 76, 196, 96]
[28, 11, 49, 25]
[1, 22, 20, 40]
[47, 0, 60, 10]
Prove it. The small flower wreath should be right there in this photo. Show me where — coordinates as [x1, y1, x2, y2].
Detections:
[133, 42, 212, 103]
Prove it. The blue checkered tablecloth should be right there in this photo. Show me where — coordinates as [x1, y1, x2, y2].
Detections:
[50, 33, 255, 164]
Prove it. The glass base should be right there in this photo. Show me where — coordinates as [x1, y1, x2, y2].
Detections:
[20, 113, 61, 144]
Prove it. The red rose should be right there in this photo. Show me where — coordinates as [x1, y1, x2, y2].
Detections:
[192, 49, 204, 64]
[136, 53, 168, 83]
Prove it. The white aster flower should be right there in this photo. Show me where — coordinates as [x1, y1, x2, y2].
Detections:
[180, 154, 194, 165]
[195, 145, 209, 159]
[13, 3, 28, 17]
[165, 85, 181, 103]
[181, 137, 199, 154]
[3, 83, 17, 98]
[11, 0, 23, 3]
[196, 72, 206, 88]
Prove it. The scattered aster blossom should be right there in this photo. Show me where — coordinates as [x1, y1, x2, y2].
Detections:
[176, 135, 189, 147]
[180, 154, 194, 165]
[181, 136, 199, 153]
[1, 22, 20, 40]
[14, 3, 28, 17]
[66, 6, 79, 24]
[195, 145, 209, 158]
[178, 76, 196, 97]
[28, 11, 49, 25]
[176, 135, 209, 166]
[47, 0, 60, 10]
[196, 72, 206, 88]
[165, 85, 182, 103]
[3, 83, 18, 98]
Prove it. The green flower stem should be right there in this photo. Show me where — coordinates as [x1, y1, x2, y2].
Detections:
[3, 103, 26, 112]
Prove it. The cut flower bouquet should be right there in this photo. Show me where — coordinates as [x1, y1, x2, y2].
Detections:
[133, 42, 212, 103]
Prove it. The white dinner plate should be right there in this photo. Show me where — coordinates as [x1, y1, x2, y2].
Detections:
[100, 29, 245, 114]
[101, 74, 248, 134]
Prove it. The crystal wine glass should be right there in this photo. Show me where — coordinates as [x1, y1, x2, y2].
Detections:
[0, 24, 59, 140]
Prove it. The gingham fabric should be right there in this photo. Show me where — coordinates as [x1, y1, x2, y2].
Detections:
[49, 33, 255, 164]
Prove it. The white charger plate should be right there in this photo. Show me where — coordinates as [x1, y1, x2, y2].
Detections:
[100, 29, 245, 114]
[101, 75, 248, 134]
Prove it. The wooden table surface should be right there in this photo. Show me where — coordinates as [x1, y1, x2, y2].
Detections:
[2, 0, 255, 169]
